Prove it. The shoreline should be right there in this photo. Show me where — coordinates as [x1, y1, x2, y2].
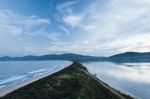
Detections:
[0, 62, 72, 97]
[1, 62, 133, 99]
[78, 68, 134, 99]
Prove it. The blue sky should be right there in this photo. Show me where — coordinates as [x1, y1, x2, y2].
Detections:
[0, 0, 150, 56]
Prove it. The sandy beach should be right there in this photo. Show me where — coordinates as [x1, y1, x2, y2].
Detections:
[1, 62, 133, 99]
[0, 63, 71, 97]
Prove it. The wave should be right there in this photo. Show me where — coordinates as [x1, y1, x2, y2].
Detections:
[28, 69, 47, 74]
[0, 75, 27, 86]
[0, 69, 48, 88]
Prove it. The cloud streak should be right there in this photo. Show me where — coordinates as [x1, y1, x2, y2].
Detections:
[62, 0, 150, 55]
[0, 0, 150, 56]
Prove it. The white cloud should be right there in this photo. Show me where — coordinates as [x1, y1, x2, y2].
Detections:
[63, 15, 84, 27]
[0, 10, 51, 36]
[0, 10, 54, 56]
[59, 26, 70, 35]
[56, 0, 85, 27]
[56, 1, 78, 13]
[1, 0, 150, 56]
[49, 0, 150, 56]
[66, 0, 150, 55]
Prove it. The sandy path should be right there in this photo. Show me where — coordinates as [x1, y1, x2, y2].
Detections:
[78, 68, 131, 99]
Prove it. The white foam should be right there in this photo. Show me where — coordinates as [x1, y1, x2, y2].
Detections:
[0, 75, 27, 86]
[28, 69, 47, 74]
[0, 69, 48, 87]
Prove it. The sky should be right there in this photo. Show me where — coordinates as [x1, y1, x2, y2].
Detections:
[0, 0, 150, 56]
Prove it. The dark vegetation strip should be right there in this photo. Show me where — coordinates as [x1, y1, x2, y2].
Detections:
[1, 62, 133, 99]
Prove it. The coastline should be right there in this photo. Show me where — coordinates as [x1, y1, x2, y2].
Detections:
[1, 62, 133, 99]
[0, 62, 72, 97]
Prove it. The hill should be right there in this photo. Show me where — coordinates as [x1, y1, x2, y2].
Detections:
[108, 52, 150, 62]
[0, 52, 150, 62]
[0, 53, 105, 61]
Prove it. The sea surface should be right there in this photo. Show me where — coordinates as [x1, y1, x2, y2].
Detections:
[0, 61, 71, 90]
[1, 61, 149, 99]
[83, 62, 150, 99]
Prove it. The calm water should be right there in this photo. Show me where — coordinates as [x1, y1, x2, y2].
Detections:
[0, 61, 71, 89]
[83, 62, 150, 99]
[1, 61, 149, 98]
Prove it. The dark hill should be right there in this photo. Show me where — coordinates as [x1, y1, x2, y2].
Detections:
[0, 52, 150, 62]
[0, 53, 105, 61]
[109, 52, 150, 62]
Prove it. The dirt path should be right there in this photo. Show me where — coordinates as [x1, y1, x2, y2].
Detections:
[78, 68, 128, 99]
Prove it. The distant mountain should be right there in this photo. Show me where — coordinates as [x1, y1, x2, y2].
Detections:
[108, 52, 150, 62]
[0, 53, 105, 61]
[0, 52, 150, 62]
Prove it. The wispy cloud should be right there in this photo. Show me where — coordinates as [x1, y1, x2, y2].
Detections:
[0, 0, 150, 56]
[64, 0, 150, 55]
[59, 25, 70, 35]
[63, 14, 84, 27]
[56, 0, 78, 14]
[39, 0, 150, 56]
[0, 10, 58, 56]
[0, 10, 51, 36]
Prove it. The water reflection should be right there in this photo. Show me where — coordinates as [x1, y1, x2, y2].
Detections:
[83, 62, 150, 99]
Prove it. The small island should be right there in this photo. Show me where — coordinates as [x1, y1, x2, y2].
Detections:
[1, 62, 133, 99]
